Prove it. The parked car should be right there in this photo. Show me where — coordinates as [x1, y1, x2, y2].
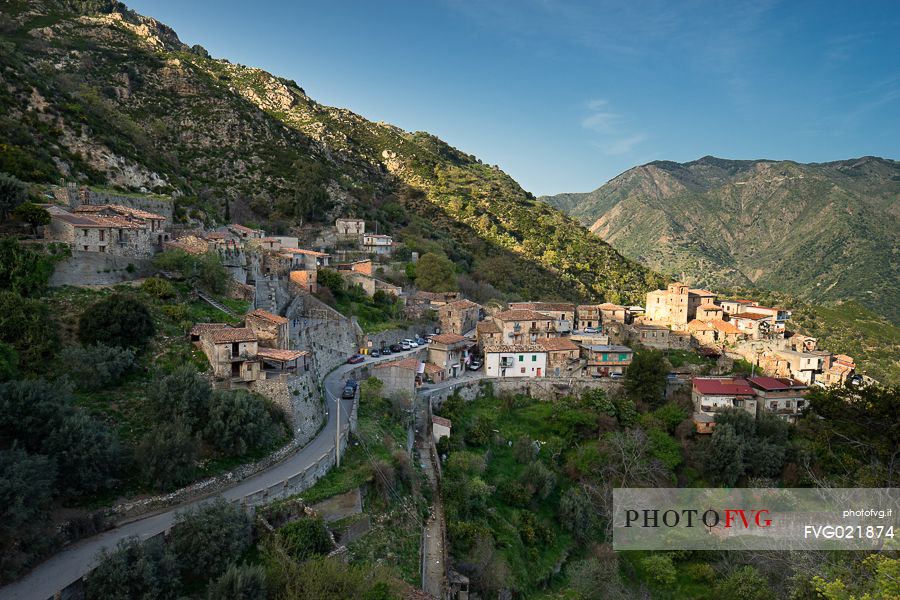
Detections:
[400, 342, 411, 351]
[403, 338, 418, 348]
[341, 384, 356, 399]
[381, 347, 392, 355]
[584, 327, 601, 334]
[370, 350, 381, 358]
[390, 343, 403, 353]
[346, 354, 365, 364]
[469, 359, 483, 371]
[610, 372, 624, 380]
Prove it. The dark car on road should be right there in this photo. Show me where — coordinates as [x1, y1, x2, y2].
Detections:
[346, 354, 365, 364]
[370, 350, 381, 358]
[381, 347, 392, 355]
[341, 384, 356, 399]
[390, 343, 403, 353]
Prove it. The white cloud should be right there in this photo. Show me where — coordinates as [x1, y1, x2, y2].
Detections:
[581, 99, 646, 155]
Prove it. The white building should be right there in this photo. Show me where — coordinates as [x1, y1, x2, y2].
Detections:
[484, 344, 548, 378]
[362, 233, 393, 256]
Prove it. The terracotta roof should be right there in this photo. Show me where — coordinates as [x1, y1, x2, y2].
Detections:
[248, 308, 288, 325]
[74, 204, 166, 221]
[423, 362, 443, 374]
[257, 237, 281, 243]
[495, 309, 553, 322]
[257, 348, 309, 362]
[598, 303, 626, 310]
[476, 321, 501, 334]
[577, 304, 602, 311]
[52, 212, 143, 229]
[731, 312, 772, 321]
[484, 344, 546, 353]
[692, 378, 755, 396]
[689, 289, 717, 296]
[508, 302, 576, 312]
[229, 223, 261, 234]
[190, 322, 227, 336]
[430, 333, 470, 345]
[203, 232, 227, 240]
[687, 319, 741, 334]
[444, 299, 481, 310]
[204, 327, 257, 343]
[536, 337, 579, 352]
[748, 376, 807, 391]
[281, 247, 329, 257]
[432, 415, 452, 428]
[165, 236, 208, 255]
[635, 324, 669, 331]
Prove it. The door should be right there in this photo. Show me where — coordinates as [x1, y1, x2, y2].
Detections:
[536, 368, 541, 377]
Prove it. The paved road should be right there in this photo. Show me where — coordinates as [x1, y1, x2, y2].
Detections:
[0, 348, 420, 600]
[419, 443, 447, 599]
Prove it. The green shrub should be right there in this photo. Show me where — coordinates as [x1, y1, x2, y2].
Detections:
[640, 554, 677, 588]
[204, 390, 285, 456]
[58, 344, 135, 391]
[207, 563, 267, 600]
[79, 293, 155, 350]
[141, 276, 176, 299]
[136, 420, 198, 491]
[84, 537, 179, 600]
[170, 498, 252, 584]
[278, 517, 332, 561]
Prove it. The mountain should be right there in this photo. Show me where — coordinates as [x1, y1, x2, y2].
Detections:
[0, 0, 663, 304]
[541, 156, 900, 322]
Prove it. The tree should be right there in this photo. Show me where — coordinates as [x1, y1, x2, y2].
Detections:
[415, 252, 457, 292]
[716, 565, 775, 600]
[702, 423, 745, 486]
[0, 291, 58, 369]
[0, 237, 57, 298]
[285, 158, 331, 223]
[170, 498, 252, 584]
[84, 537, 180, 600]
[359, 376, 384, 403]
[79, 293, 155, 350]
[204, 390, 284, 456]
[13, 202, 50, 232]
[623, 349, 668, 408]
[58, 344, 136, 391]
[140, 277, 175, 299]
[0, 448, 56, 580]
[520, 460, 556, 500]
[558, 486, 593, 538]
[147, 365, 212, 430]
[278, 517, 332, 561]
[0, 173, 27, 220]
[641, 554, 677, 588]
[316, 268, 344, 293]
[136, 420, 198, 490]
[0, 342, 17, 382]
[152, 250, 229, 294]
[207, 563, 267, 600]
[42, 411, 122, 497]
[812, 554, 900, 600]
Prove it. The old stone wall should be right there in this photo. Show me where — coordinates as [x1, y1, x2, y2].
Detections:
[252, 372, 323, 445]
[367, 323, 438, 351]
[69, 187, 175, 221]
[422, 376, 624, 409]
[48, 252, 154, 286]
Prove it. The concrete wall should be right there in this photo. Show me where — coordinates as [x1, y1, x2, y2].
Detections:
[48, 252, 154, 287]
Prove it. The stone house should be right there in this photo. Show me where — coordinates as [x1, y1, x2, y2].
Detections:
[47, 204, 169, 257]
[686, 319, 744, 347]
[632, 324, 672, 349]
[257, 348, 310, 375]
[432, 415, 451, 444]
[484, 344, 548, 378]
[730, 312, 777, 340]
[508, 302, 576, 334]
[199, 327, 261, 384]
[695, 303, 725, 321]
[691, 377, 758, 433]
[598, 303, 630, 324]
[335, 218, 365, 239]
[535, 337, 580, 377]
[189, 322, 228, 344]
[576, 304, 602, 331]
[228, 223, 265, 240]
[644, 283, 717, 327]
[374, 357, 444, 395]
[362, 233, 393, 256]
[772, 350, 828, 385]
[428, 333, 474, 379]
[289, 269, 317, 294]
[245, 308, 289, 349]
[280, 247, 330, 270]
[820, 354, 856, 386]
[475, 320, 502, 350]
[493, 309, 558, 343]
[748, 376, 808, 423]
[439, 299, 482, 336]
[580, 344, 633, 377]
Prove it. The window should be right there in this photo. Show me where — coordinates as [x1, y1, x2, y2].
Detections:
[619, 353, 627, 361]
[83, 245, 89, 251]
[520, 367, 525, 374]
[82, 229, 89, 236]
[518, 355, 524, 362]
[99, 230, 105, 241]
[531, 355, 536, 362]
[99, 245, 106, 253]
[601, 353, 608, 361]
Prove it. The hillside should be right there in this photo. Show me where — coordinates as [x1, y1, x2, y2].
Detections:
[542, 156, 900, 322]
[0, 0, 663, 304]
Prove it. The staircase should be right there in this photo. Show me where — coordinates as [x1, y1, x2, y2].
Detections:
[195, 289, 238, 318]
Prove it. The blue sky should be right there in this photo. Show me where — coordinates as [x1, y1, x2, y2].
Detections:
[127, 0, 900, 196]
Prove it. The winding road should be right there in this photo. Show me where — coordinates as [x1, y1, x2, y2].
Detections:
[0, 348, 420, 600]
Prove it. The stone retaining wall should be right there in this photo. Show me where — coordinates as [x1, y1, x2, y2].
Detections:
[49, 252, 154, 287]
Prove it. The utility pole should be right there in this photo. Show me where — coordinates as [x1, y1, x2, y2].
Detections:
[335, 390, 341, 468]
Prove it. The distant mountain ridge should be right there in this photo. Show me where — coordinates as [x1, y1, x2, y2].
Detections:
[541, 156, 900, 322]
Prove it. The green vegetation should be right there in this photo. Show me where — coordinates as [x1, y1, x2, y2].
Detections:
[78, 292, 156, 350]
[316, 268, 409, 333]
[413, 252, 457, 292]
[0, 172, 27, 219]
[152, 249, 231, 295]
